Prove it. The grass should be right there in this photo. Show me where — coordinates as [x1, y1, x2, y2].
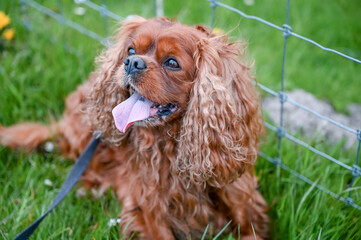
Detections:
[0, 0, 361, 239]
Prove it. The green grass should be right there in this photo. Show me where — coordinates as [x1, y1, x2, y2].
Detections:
[1, 0, 361, 239]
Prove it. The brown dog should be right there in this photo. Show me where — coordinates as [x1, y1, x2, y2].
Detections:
[0, 17, 269, 239]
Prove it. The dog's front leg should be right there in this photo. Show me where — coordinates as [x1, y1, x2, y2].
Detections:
[119, 195, 175, 240]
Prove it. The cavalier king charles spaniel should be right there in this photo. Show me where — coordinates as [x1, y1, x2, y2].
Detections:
[0, 17, 269, 239]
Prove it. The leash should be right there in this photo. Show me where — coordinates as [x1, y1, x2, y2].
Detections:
[14, 133, 101, 240]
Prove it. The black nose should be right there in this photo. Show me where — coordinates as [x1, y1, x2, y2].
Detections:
[124, 56, 147, 75]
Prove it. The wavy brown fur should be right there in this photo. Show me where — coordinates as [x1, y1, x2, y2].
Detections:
[0, 17, 269, 239]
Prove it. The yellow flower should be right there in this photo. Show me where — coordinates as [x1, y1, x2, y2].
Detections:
[2, 28, 15, 40]
[0, 11, 11, 30]
[212, 28, 225, 35]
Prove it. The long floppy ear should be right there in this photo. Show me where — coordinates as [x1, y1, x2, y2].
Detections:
[87, 17, 146, 145]
[176, 35, 263, 188]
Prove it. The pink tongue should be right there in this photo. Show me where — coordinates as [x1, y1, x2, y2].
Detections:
[112, 92, 153, 132]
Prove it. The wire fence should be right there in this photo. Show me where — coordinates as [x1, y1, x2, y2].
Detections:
[19, 0, 361, 210]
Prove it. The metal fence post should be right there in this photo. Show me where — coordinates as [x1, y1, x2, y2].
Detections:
[346, 129, 361, 205]
[275, 0, 291, 168]
[209, 0, 218, 30]
[154, 0, 164, 17]
[20, 0, 31, 30]
[100, 0, 109, 37]
[57, 0, 68, 51]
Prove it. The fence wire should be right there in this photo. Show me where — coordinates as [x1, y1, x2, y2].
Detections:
[208, 0, 361, 209]
[20, 0, 361, 210]
[22, 0, 107, 45]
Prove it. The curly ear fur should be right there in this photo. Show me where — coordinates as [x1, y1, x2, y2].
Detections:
[176, 35, 263, 188]
[87, 17, 147, 145]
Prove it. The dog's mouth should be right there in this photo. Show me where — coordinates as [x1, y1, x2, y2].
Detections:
[112, 88, 179, 133]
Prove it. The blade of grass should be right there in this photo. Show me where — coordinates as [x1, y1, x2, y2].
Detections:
[213, 220, 232, 240]
[296, 179, 319, 218]
[317, 228, 322, 240]
[251, 222, 257, 240]
[201, 224, 209, 240]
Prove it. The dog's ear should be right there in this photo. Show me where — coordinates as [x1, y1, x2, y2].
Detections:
[176, 36, 262, 188]
[87, 17, 147, 144]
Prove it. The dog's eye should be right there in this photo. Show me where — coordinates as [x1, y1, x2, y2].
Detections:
[128, 47, 136, 56]
[163, 58, 181, 70]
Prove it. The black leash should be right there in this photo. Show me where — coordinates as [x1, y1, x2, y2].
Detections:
[14, 133, 101, 240]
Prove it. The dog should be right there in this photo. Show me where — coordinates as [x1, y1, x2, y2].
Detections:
[0, 17, 269, 239]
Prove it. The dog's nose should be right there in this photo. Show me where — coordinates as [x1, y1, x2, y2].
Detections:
[124, 56, 147, 75]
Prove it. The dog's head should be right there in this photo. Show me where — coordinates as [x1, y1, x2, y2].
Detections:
[112, 18, 200, 132]
[89, 17, 262, 187]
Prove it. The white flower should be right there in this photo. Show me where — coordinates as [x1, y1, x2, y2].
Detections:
[43, 141, 54, 152]
[44, 179, 53, 186]
[108, 218, 121, 227]
[244, 0, 255, 6]
[74, 0, 87, 4]
[74, 7, 86, 16]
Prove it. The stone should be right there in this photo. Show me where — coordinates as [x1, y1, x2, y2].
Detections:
[262, 89, 360, 149]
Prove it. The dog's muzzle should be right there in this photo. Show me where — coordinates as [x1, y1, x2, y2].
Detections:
[124, 56, 147, 75]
